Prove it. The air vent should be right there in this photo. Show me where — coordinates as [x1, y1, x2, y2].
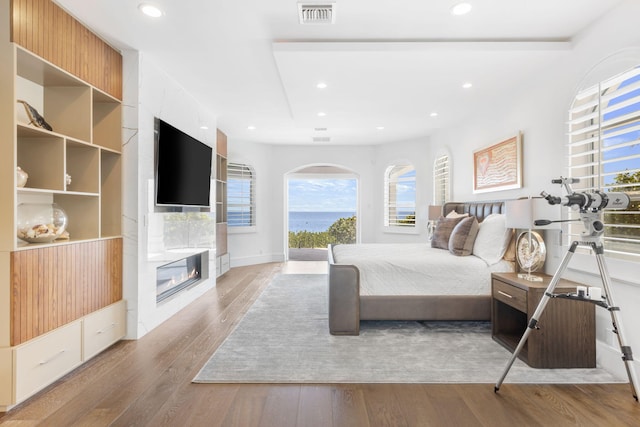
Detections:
[313, 136, 331, 143]
[298, 3, 336, 24]
[314, 127, 328, 132]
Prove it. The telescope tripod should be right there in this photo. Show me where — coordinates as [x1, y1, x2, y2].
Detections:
[494, 239, 639, 401]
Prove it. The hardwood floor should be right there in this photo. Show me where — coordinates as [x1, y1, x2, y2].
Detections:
[1, 262, 638, 426]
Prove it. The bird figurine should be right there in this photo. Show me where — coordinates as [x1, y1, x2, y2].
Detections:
[17, 99, 53, 131]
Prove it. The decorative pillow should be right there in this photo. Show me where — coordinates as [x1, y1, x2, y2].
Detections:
[502, 229, 516, 262]
[446, 210, 469, 219]
[431, 215, 466, 250]
[448, 216, 480, 256]
[472, 214, 512, 265]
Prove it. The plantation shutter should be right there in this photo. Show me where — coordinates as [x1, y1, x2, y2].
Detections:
[227, 162, 255, 227]
[384, 164, 416, 227]
[567, 66, 640, 258]
[433, 155, 450, 205]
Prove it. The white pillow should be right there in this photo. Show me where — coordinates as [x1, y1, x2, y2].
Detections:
[473, 213, 512, 265]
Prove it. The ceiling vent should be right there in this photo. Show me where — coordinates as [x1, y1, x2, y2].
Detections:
[298, 3, 336, 24]
[313, 136, 331, 143]
[314, 127, 328, 132]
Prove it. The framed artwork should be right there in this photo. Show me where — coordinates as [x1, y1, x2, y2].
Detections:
[473, 132, 522, 193]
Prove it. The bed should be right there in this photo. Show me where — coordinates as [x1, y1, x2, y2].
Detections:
[328, 200, 515, 335]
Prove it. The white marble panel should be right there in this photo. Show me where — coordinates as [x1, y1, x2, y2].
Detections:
[122, 50, 217, 339]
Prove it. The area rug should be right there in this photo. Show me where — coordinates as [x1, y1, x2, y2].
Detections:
[193, 274, 622, 384]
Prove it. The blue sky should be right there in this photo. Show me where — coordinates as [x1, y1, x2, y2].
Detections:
[602, 72, 640, 187]
[288, 179, 357, 212]
[288, 177, 417, 212]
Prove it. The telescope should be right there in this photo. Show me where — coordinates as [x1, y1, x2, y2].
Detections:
[539, 177, 630, 213]
[534, 177, 631, 238]
[495, 177, 640, 400]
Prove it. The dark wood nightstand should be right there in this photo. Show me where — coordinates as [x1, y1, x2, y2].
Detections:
[491, 272, 595, 368]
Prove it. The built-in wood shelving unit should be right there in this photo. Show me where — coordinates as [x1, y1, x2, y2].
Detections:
[0, 0, 124, 411]
[216, 129, 230, 276]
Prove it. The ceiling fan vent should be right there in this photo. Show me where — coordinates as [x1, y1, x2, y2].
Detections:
[313, 136, 331, 143]
[298, 3, 336, 24]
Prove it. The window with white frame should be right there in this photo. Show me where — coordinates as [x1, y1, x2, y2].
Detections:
[433, 154, 450, 205]
[227, 162, 255, 228]
[567, 66, 640, 259]
[384, 164, 416, 227]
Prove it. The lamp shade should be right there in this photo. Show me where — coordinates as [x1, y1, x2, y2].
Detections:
[505, 198, 532, 229]
[505, 197, 560, 229]
[428, 205, 443, 220]
[531, 197, 560, 229]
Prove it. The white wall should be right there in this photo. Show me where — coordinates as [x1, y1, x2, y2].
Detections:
[228, 136, 434, 265]
[229, 0, 640, 378]
[122, 51, 218, 339]
[427, 1, 640, 379]
[228, 142, 384, 266]
[372, 137, 431, 243]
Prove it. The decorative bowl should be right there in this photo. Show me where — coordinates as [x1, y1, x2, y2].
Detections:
[16, 166, 28, 187]
[17, 203, 68, 243]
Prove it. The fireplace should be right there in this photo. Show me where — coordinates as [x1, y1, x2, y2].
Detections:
[156, 251, 209, 303]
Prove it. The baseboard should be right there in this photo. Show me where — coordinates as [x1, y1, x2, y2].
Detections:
[596, 339, 638, 381]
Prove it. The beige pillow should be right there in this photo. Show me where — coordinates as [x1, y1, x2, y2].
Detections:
[446, 210, 469, 219]
[431, 216, 466, 250]
[449, 216, 480, 256]
[502, 229, 516, 262]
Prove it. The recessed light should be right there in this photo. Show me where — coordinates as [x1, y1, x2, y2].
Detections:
[138, 3, 163, 18]
[247, 125, 256, 130]
[462, 82, 473, 89]
[450, 2, 472, 16]
[430, 112, 439, 117]
[316, 82, 327, 89]
[317, 112, 326, 117]
[376, 126, 385, 130]
[200, 125, 209, 130]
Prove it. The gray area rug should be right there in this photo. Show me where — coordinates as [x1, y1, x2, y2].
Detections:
[194, 274, 622, 384]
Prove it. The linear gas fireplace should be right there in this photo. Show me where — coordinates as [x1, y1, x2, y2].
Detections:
[156, 251, 209, 303]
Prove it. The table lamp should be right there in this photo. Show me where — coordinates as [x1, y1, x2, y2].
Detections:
[505, 197, 554, 281]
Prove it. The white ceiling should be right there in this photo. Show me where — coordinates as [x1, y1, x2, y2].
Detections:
[55, 0, 623, 145]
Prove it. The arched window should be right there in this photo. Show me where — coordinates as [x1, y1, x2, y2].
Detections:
[227, 162, 255, 227]
[384, 164, 416, 227]
[433, 154, 450, 205]
[568, 66, 640, 259]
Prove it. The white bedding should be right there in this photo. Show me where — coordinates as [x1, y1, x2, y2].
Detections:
[332, 243, 514, 296]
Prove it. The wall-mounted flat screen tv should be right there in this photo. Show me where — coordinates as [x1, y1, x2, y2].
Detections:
[155, 118, 213, 207]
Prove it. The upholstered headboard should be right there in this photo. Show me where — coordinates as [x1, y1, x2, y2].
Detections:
[442, 200, 505, 223]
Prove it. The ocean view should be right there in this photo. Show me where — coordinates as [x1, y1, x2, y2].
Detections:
[289, 211, 355, 233]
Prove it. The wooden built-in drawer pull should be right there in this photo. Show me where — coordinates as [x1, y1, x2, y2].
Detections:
[39, 349, 66, 365]
[498, 290, 513, 299]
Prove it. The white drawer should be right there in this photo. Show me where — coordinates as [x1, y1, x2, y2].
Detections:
[15, 321, 82, 403]
[82, 300, 126, 360]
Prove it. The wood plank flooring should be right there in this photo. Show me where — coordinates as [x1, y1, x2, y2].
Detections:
[1, 262, 638, 426]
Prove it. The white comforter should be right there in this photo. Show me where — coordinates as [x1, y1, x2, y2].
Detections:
[332, 243, 514, 296]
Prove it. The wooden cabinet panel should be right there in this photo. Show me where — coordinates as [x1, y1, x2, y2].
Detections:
[10, 238, 123, 346]
[491, 273, 595, 368]
[10, 0, 122, 100]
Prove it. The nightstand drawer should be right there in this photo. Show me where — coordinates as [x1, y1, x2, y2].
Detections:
[492, 279, 527, 312]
